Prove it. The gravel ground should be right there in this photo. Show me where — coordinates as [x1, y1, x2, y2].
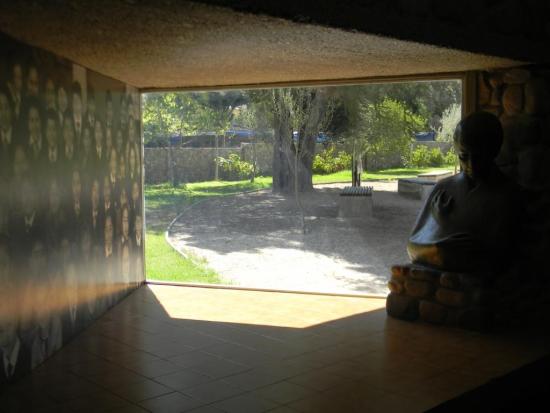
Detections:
[167, 182, 424, 295]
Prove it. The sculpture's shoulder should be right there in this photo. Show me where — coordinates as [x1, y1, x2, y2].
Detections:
[430, 173, 466, 195]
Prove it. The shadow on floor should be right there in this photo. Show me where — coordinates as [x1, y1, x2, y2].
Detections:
[1, 284, 549, 412]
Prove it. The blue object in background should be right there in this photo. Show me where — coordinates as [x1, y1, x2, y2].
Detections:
[414, 131, 436, 141]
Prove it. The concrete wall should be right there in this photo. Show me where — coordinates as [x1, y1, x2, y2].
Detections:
[0, 32, 144, 387]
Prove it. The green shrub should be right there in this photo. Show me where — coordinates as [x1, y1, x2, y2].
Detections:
[407, 146, 446, 167]
[313, 146, 352, 175]
[444, 147, 458, 166]
[215, 153, 254, 180]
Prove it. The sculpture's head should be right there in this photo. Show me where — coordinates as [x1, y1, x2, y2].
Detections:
[453, 112, 503, 180]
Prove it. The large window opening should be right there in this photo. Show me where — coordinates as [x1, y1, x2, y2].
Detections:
[143, 79, 463, 295]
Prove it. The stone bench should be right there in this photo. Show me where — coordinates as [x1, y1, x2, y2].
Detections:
[338, 186, 373, 218]
[397, 178, 435, 200]
[417, 170, 453, 182]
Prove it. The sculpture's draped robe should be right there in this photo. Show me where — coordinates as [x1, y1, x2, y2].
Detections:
[407, 170, 521, 273]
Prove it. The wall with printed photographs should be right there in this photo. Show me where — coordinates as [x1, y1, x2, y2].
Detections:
[0, 32, 144, 386]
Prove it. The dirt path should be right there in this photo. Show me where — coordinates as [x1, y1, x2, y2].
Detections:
[167, 182, 424, 295]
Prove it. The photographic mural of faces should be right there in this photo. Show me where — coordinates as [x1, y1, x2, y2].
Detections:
[0, 33, 144, 386]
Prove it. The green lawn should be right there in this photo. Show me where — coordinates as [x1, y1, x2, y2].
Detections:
[145, 178, 272, 283]
[145, 166, 454, 283]
[313, 166, 455, 184]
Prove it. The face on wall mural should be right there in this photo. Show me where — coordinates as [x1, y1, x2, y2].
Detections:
[49, 180, 61, 215]
[63, 114, 75, 160]
[57, 86, 68, 114]
[105, 127, 112, 157]
[80, 229, 91, 262]
[82, 127, 92, 156]
[109, 148, 117, 178]
[13, 145, 29, 179]
[72, 170, 81, 203]
[19, 179, 36, 218]
[122, 206, 129, 239]
[104, 215, 113, 256]
[135, 214, 142, 245]
[26, 66, 39, 97]
[28, 106, 41, 139]
[118, 154, 126, 180]
[45, 78, 56, 110]
[0, 92, 12, 132]
[131, 181, 140, 206]
[0, 34, 144, 384]
[46, 114, 58, 163]
[129, 146, 136, 177]
[91, 179, 100, 211]
[106, 96, 113, 126]
[115, 130, 123, 153]
[72, 88, 82, 130]
[121, 243, 130, 282]
[119, 187, 128, 210]
[12, 64, 23, 95]
[94, 120, 103, 156]
[103, 176, 111, 208]
[87, 93, 95, 122]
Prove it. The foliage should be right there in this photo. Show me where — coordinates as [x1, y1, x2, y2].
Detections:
[215, 153, 254, 181]
[142, 92, 201, 145]
[437, 103, 462, 142]
[444, 146, 458, 166]
[342, 97, 427, 170]
[312, 146, 352, 175]
[328, 80, 462, 135]
[407, 146, 448, 167]
[142, 91, 248, 146]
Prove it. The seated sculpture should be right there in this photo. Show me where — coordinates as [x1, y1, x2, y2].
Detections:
[407, 112, 522, 274]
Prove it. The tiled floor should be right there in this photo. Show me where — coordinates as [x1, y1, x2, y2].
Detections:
[2, 284, 549, 412]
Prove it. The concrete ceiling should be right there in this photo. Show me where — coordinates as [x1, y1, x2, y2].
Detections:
[0, 0, 522, 90]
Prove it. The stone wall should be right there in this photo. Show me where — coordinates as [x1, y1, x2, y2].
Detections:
[411, 141, 453, 154]
[478, 67, 550, 268]
[144, 143, 274, 184]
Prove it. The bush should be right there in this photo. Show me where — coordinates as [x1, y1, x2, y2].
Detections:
[312, 146, 352, 175]
[444, 147, 458, 166]
[215, 153, 254, 180]
[407, 146, 446, 167]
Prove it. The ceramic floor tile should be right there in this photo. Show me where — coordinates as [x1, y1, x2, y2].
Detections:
[212, 393, 279, 413]
[189, 357, 251, 379]
[138, 391, 205, 413]
[4, 284, 550, 413]
[180, 378, 247, 404]
[169, 350, 223, 368]
[154, 369, 214, 390]
[252, 380, 315, 404]
[110, 378, 174, 402]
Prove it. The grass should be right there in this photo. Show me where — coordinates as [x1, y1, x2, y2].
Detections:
[313, 166, 455, 184]
[145, 177, 272, 283]
[145, 166, 454, 283]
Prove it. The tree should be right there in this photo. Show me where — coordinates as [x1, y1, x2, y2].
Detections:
[142, 93, 199, 145]
[340, 95, 427, 174]
[437, 103, 462, 142]
[269, 87, 333, 194]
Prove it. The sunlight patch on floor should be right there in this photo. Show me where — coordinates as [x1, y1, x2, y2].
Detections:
[148, 283, 385, 328]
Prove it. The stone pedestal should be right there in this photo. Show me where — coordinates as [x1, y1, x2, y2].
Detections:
[385, 264, 545, 331]
[338, 187, 373, 218]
